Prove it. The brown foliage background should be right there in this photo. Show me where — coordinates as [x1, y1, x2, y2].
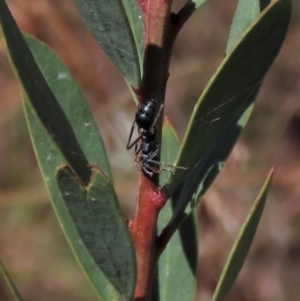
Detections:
[0, 0, 300, 300]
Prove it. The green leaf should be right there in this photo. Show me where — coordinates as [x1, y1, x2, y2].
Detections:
[0, 7, 130, 296]
[0, 259, 24, 301]
[211, 167, 275, 301]
[166, 105, 253, 232]
[0, 1, 92, 185]
[159, 119, 183, 187]
[0, 5, 128, 297]
[20, 36, 130, 299]
[157, 212, 198, 301]
[226, 0, 260, 54]
[165, 0, 291, 212]
[154, 121, 198, 301]
[57, 166, 136, 301]
[22, 34, 112, 181]
[187, 0, 208, 9]
[73, 0, 144, 87]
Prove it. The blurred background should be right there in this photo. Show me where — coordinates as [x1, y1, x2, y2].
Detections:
[0, 0, 300, 300]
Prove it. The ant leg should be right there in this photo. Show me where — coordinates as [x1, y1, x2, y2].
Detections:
[127, 121, 142, 150]
[126, 120, 135, 149]
[152, 103, 164, 127]
[140, 156, 161, 174]
[147, 158, 187, 170]
[134, 142, 142, 155]
[146, 149, 188, 171]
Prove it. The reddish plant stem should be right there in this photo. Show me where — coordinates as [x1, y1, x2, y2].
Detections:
[136, 0, 173, 96]
[130, 1, 195, 300]
[130, 177, 167, 301]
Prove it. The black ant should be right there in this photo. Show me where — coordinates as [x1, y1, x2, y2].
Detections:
[127, 99, 186, 181]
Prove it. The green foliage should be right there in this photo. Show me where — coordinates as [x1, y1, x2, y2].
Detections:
[0, 0, 92, 185]
[0, 3, 135, 298]
[165, 0, 291, 233]
[73, 0, 144, 87]
[211, 168, 275, 301]
[21, 38, 134, 301]
[189, 0, 208, 9]
[155, 122, 198, 301]
[226, 0, 260, 54]
[0, 0, 292, 300]
[57, 166, 136, 300]
[0, 259, 24, 301]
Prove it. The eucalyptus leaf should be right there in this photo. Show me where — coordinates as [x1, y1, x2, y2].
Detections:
[24, 98, 123, 301]
[211, 167, 275, 301]
[73, 0, 144, 87]
[0, 1, 91, 185]
[260, 0, 272, 10]
[23, 35, 112, 182]
[156, 212, 198, 301]
[187, 0, 208, 9]
[167, 104, 254, 232]
[0, 6, 133, 297]
[159, 119, 183, 187]
[166, 0, 291, 205]
[57, 166, 136, 300]
[155, 121, 198, 301]
[21, 36, 133, 300]
[226, 0, 260, 54]
[0, 259, 24, 301]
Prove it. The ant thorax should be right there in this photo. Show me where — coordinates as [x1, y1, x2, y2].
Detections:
[138, 126, 155, 136]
